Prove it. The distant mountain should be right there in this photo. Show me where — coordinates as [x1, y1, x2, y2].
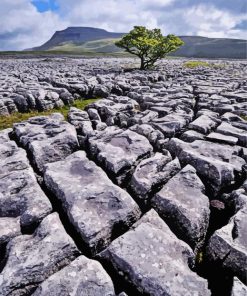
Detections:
[29, 27, 247, 59]
[30, 27, 124, 51]
[174, 36, 247, 59]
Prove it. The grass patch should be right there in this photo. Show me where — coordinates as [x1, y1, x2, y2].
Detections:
[183, 61, 224, 69]
[183, 61, 212, 68]
[0, 98, 98, 131]
[241, 115, 247, 121]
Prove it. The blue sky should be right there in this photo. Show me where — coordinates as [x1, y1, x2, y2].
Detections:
[32, 0, 59, 12]
[0, 0, 246, 50]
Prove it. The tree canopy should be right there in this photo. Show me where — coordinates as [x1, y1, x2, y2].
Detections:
[115, 26, 184, 70]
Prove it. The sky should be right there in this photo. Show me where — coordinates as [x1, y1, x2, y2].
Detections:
[0, 0, 246, 50]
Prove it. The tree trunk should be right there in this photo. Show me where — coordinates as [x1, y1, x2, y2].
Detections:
[140, 57, 145, 70]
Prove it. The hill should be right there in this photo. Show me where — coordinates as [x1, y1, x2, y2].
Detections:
[29, 27, 247, 59]
[30, 27, 124, 51]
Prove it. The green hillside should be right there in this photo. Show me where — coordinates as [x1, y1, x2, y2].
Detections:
[28, 27, 247, 59]
[48, 38, 122, 53]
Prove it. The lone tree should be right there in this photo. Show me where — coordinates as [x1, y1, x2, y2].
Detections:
[115, 26, 184, 70]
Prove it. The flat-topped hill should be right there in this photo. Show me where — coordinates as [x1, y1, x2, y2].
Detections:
[28, 26, 247, 59]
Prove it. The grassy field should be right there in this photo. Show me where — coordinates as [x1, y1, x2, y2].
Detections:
[183, 61, 224, 68]
[183, 61, 212, 68]
[48, 38, 123, 54]
[0, 99, 97, 131]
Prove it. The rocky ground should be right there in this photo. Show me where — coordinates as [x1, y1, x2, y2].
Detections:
[0, 57, 247, 296]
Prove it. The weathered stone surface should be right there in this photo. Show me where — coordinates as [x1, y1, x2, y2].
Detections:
[0, 213, 80, 296]
[152, 165, 210, 249]
[14, 113, 79, 173]
[1, 57, 247, 295]
[0, 139, 29, 174]
[0, 217, 21, 245]
[0, 131, 52, 236]
[99, 209, 210, 295]
[68, 107, 94, 136]
[231, 277, 247, 296]
[222, 112, 245, 123]
[0, 128, 12, 143]
[206, 132, 238, 145]
[129, 124, 164, 147]
[166, 138, 245, 195]
[33, 256, 116, 296]
[129, 152, 181, 204]
[0, 168, 52, 231]
[151, 112, 192, 137]
[44, 151, 141, 255]
[87, 127, 153, 185]
[206, 208, 247, 284]
[189, 114, 219, 134]
[180, 130, 205, 142]
[216, 122, 247, 147]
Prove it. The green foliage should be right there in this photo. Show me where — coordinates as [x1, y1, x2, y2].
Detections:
[241, 115, 247, 121]
[0, 98, 97, 131]
[115, 26, 184, 69]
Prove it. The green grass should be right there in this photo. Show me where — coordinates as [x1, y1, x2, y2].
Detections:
[183, 61, 224, 69]
[183, 61, 212, 68]
[49, 38, 123, 54]
[0, 98, 98, 131]
[241, 115, 247, 121]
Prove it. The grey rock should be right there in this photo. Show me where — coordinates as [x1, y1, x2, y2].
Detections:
[196, 109, 219, 119]
[0, 213, 80, 296]
[216, 122, 247, 147]
[44, 151, 141, 255]
[96, 121, 107, 131]
[0, 217, 21, 245]
[33, 256, 116, 296]
[68, 107, 94, 136]
[231, 121, 247, 132]
[189, 115, 219, 134]
[14, 113, 79, 173]
[206, 132, 238, 145]
[130, 153, 181, 204]
[181, 130, 205, 142]
[35, 89, 64, 111]
[166, 138, 245, 195]
[88, 127, 153, 185]
[11, 94, 29, 112]
[231, 277, 247, 296]
[129, 124, 164, 147]
[221, 91, 247, 102]
[0, 128, 12, 143]
[152, 165, 210, 249]
[131, 110, 159, 125]
[222, 112, 245, 122]
[0, 137, 52, 234]
[151, 112, 191, 137]
[87, 108, 101, 121]
[206, 208, 247, 284]
[98, 209, 210, 295]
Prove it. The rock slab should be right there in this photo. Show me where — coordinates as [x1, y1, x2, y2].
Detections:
[99, 209, 210, 295]
[44, 151, 141, 255]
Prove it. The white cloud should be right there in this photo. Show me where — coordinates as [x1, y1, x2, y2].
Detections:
[56, 0, 247, 38]
[56, 0, 169, 32]
[0, 0, 67, 50]
[184, 4, 247, 39]
[0, 0, 246, 50]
